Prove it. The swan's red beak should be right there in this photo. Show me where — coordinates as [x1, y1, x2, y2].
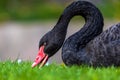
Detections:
[32, 46, 48, 68]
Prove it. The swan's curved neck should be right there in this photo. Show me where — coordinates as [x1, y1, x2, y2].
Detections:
[53, 1, 104, 48]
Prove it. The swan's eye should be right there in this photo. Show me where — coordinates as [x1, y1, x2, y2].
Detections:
[43, 42, 47, 46]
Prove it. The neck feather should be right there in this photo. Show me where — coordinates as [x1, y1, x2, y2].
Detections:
[53, 1, 104, 48]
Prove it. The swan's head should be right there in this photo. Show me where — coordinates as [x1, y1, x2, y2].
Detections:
[32, 31, 65, 68]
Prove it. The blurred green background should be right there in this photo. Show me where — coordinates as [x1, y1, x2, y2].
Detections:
[0, 0, 120, 22]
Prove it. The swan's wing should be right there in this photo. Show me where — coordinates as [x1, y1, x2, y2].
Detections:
[86, 23, 120, 66]
[94, 23, 120, 43]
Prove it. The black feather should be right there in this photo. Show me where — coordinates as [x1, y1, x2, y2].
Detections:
[39, 1, 120, 67]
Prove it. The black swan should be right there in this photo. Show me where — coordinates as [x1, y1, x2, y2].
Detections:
[32, 1, 120, 68]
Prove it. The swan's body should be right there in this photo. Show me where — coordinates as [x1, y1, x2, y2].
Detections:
[32, 1, 120, 68]
[62, 23, 120, 67]
[61, 1, 120, 67]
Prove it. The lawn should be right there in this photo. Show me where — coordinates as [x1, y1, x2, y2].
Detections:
[0, 61, 120, 80]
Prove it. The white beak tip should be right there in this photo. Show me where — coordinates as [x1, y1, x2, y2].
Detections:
[31, 62, 37, 68]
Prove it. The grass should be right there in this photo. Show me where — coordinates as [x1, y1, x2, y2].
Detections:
[0, 61, 120, 80]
